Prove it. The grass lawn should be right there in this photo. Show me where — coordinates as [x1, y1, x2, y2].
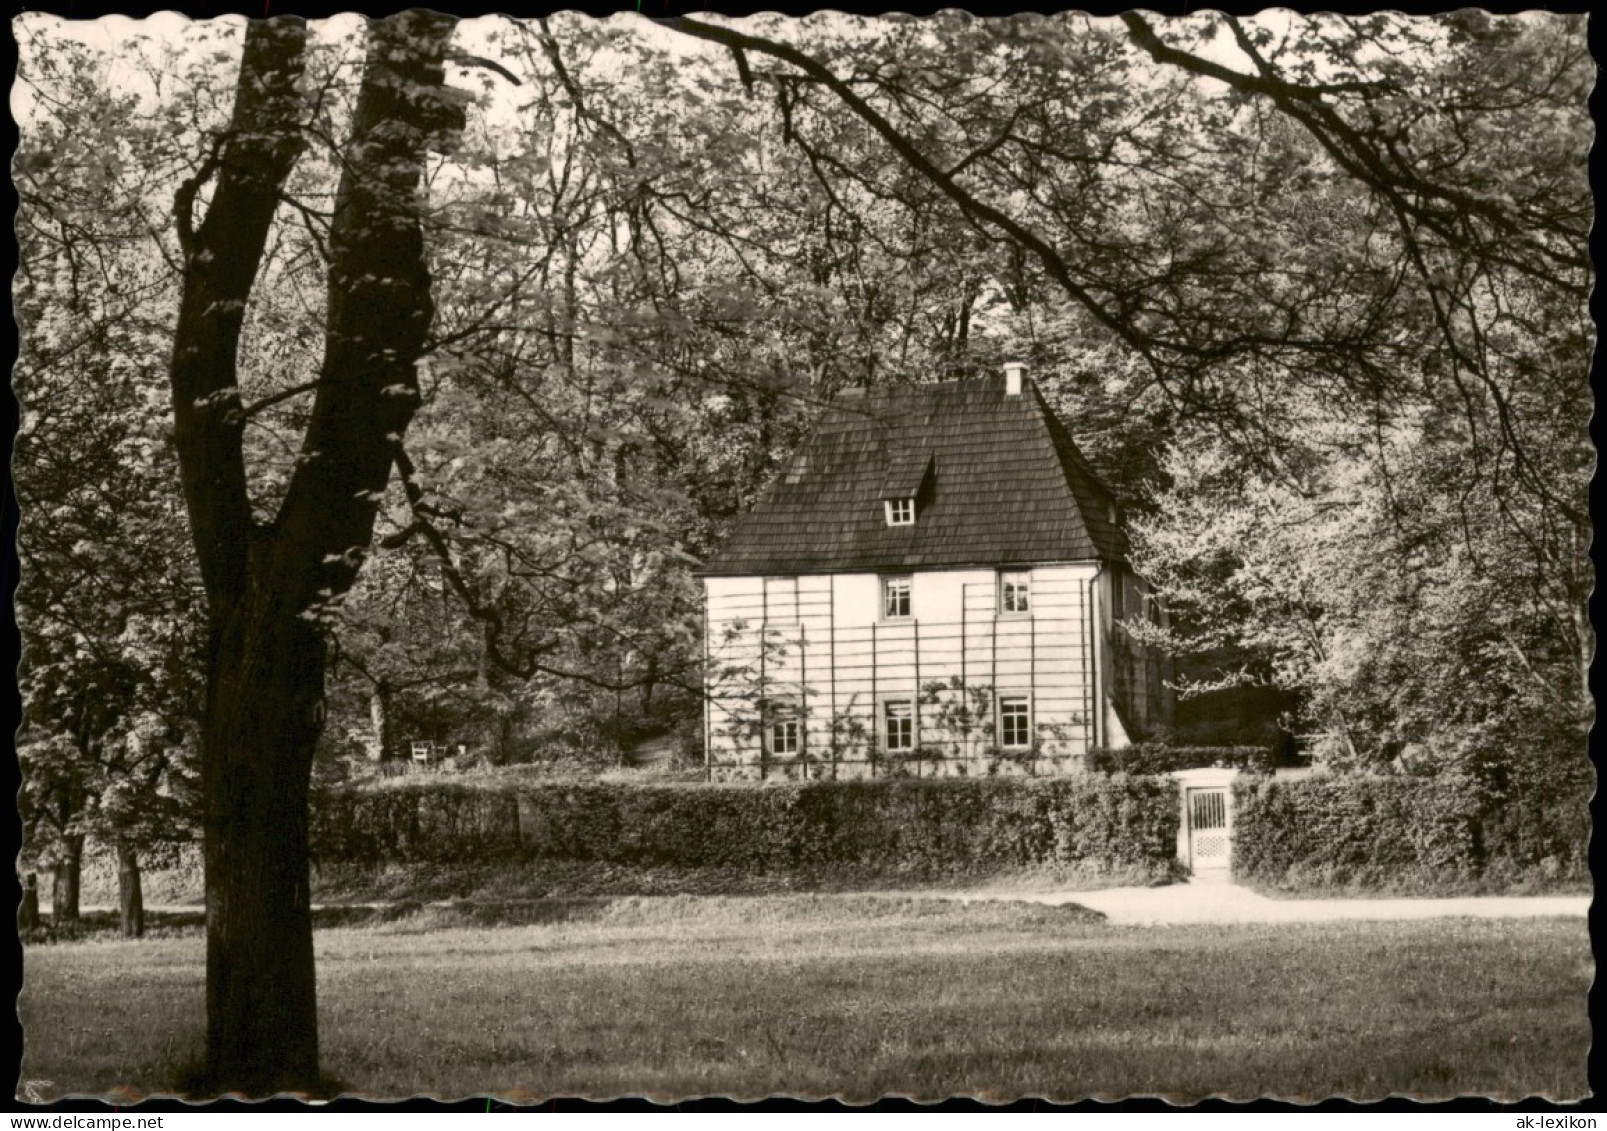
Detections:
[19, 895, 1589, 1103]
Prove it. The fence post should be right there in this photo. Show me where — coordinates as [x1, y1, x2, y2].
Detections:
[759, 584, 769, 782]
[1083, 576, 1096, 757]
[829, 580, 838, 780]
[870, 620, 878, 779]
[961, 583, 968, 691]
[800, 620, 809, 777]
[703, 603, 712, 782]
[914, 618, 922, 779]
[1031, 613, 1037, 777]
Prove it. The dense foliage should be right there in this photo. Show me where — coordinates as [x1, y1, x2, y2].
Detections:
[311, 775, 1181, 879]
[1232, 772, 1590, 892]
[13, 28, 207, 925]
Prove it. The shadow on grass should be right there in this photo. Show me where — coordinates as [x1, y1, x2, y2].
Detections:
[320, 897, 618, 932]
[311, 858, 1183, 906]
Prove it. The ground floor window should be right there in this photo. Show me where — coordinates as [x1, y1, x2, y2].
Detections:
[765, 701, 802, 757]
[998, 695, 1031, 749]
[883, 699, 915, 752]
[769, 718, 800, 756]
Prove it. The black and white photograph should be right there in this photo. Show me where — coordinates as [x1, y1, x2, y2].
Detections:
[11, 4, 1593, 1106]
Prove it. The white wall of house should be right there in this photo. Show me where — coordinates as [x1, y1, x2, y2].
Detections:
[704, 563, 1112, 779]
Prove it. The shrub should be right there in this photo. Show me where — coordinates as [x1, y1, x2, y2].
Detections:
[1470, 781, 1591, 887]
[1089, 744, 1288, 776]
[1232, 773, 1589, 891]
[310, 774, 1181, 881]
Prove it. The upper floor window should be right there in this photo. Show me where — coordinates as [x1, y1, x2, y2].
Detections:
[1000, 570, 1031, 614]
[885, 497, 915, 526]
[882, 575, 912, 619]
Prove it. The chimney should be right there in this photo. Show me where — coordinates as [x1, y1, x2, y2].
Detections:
[1003, 361, 1025, 396]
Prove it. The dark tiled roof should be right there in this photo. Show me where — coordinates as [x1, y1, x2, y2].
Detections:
[700, 375, 1127, 576]
[881, 450, 934, 499]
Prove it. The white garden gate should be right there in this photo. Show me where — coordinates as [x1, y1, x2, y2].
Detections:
[1186, 787, 1231, 872]
[1171, 768, 1239, 876]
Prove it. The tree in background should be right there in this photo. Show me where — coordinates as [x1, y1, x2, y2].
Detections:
[14, 30, 205, 928]
[18, 645, 201, 936]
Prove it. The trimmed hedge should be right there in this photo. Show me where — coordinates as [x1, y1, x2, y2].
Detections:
[1088, 744, 1290, 775]
[311, 775, 1181, 879]
[1232, 774, 1590, 890]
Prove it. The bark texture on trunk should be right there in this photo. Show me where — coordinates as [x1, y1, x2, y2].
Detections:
[202, 598, 325, 1092]
[169, 19, 309, 610]
[367, 685, 391, 762]
[52, 835, 83, 923]
[117, 842, 145, 939]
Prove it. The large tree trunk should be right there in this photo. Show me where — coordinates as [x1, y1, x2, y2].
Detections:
[202, 597, 325, 1091]
[117, 841, 145, 939]
[167, 18, 313, 1092]
[51, 834, 83, 924]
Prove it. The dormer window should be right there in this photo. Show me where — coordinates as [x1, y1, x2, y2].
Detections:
[881, 451, 931, 526]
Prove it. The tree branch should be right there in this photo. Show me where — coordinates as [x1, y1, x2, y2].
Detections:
[172, 133, 227, 260]
[662, 16, 1170, 371]
[1123, 12, 1586, 282]
[167, 17, 308, 612]
[269, 12, 462, 616]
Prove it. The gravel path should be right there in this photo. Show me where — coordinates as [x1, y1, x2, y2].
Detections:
[941, 877, 1592, 925]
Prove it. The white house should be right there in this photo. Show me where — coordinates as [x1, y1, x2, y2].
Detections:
[699, 364, 1170, 781]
